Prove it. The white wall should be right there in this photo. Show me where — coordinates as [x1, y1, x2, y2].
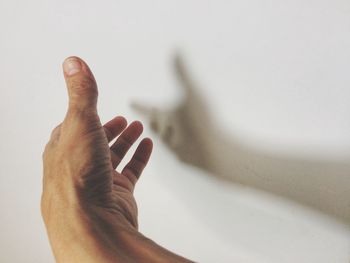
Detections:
[0, 0, 349, 262]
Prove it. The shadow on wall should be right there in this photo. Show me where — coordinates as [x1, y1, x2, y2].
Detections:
[132, 54, 350, 225]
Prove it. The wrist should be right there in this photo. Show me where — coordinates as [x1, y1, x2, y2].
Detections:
[43, 201, 135, 262]
[42, 199, 192, 263]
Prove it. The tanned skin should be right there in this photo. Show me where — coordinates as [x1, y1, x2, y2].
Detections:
[41, 56, 193, 263]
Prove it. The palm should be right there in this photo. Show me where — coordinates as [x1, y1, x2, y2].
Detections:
[111, 171, 139, 228]
[102, 116, 152, 229]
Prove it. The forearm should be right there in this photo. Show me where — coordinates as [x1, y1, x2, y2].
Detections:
[44, 205, 193, 263]
[120, 231, 194, 263]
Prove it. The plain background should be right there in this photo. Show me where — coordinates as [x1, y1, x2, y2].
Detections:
[0, 0, 350, 262]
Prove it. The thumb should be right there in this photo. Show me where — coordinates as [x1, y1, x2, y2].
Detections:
[63, 56, 98, 113]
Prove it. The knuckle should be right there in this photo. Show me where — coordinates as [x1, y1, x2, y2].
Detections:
[50, 124, 62, 138]
[66, 107, 99, 123]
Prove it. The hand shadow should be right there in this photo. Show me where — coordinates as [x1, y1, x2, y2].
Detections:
[132, 54, 350, 225]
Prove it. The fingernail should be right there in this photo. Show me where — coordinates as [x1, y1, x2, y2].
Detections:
[63, 57, 82, 76]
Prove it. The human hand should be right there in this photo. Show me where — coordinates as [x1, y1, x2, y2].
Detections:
[41, 56, 192, 263]
[41, 55, 148, 261]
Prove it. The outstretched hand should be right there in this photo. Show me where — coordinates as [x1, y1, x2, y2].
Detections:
[42, 55, 152, 227]
[41, 57, 192, 262]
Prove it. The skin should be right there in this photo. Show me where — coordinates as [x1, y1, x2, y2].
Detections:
[41, 56, 193, 263]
